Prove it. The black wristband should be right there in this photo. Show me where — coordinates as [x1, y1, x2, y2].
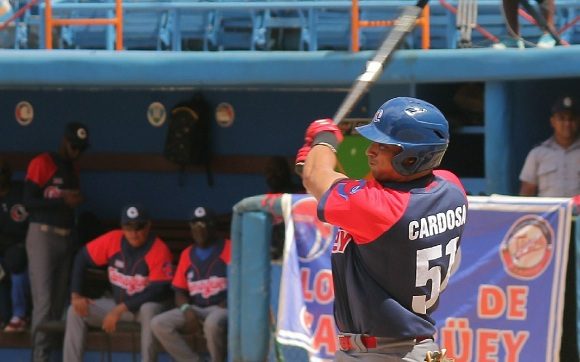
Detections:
[313, 132, 339, 149]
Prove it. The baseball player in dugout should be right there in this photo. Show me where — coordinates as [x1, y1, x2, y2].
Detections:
[152, 206, 230, 362]
[23, 122, 89, 362]
[0, 159, 30, 332]
[296, 97, 468, 362]
[63, 203, 173, 362]
[519, 95, 580, 197]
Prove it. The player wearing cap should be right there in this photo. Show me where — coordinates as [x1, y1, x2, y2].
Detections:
[519, 95, 580, 197]
[152, 206, 230, 362]
[295, 97, 468, 361]
[63, 204, 174, 362]
[24, 122, 89, 362]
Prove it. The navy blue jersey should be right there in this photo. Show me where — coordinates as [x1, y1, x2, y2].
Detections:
[0, 181, 29, 253]
[24, 152, 80, 227]
[173, 239, 231, 307]
[318, 170, 468, 339]
[71, 230, 174, 312]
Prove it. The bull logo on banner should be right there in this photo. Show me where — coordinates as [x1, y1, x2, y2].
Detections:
[292, 197, 334, 263]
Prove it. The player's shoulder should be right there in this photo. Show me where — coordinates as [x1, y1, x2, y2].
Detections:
[152, 236, 172, 253]
[29, 152, 53, 166]
[180, 245, 193, 258]
[433, 170, 465, 193]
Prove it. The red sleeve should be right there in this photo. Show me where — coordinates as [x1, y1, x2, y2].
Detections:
[25, 153, 57, 187]
[318, 178, 409, 244]
[434, 170, 467, 196]
[172, 246, 192, 290]
[145, 239, 174, 282]
[220, 239, 231, 265]
[85, 230, 123, 266]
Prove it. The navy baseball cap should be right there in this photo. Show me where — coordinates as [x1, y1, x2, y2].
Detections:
[552, 96, 578, 115]
[121, 203, 150, 227]
[190, 206, 216, 225]
[64, 122, 90, 150]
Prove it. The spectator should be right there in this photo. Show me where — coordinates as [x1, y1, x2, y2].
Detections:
[519, 95, 580, 197]
[24, 122, 89, 362]
[63, 203, 174, 362]
[152, 206, 229, 362]
[0, 159, 30, 332]
[494, 0, 557, 49]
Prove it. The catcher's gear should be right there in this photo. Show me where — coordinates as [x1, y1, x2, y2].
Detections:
[355, 97, 449, 176]
[425, 348, 454, 362]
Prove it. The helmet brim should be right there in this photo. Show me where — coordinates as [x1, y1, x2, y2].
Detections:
[355, 123, 401, 146]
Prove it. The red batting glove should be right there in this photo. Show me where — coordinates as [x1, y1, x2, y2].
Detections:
[304, 118, 344, 145]
[294, 145, 311, 176]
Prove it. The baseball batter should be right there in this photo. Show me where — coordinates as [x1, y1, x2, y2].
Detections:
[296, 97, 468, 361]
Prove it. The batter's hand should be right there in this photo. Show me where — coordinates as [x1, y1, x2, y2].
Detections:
[294, 145, 311, 176]
[304, 119, 343, 146]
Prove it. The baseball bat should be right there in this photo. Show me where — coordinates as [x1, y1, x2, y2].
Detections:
[295, 0, 429, 175]
[518, 0, 563, 45]
[332, 0, 430, 125]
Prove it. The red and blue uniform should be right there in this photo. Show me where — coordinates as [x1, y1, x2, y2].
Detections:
[24, 152, 79, 228]
[71, 230, 174, 311]
[0, 181, 28, 253]
[173, 239, 231, 307]
[318, 170, 467, 339]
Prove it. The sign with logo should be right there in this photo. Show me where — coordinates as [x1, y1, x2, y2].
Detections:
[433, 196, 573, 362]
[277, 194, 338, 361]
[215, 102, 235, 128]
[15, 101, 34, 126]
[276, 195, 573, 362]
[147, 101, 166, 127]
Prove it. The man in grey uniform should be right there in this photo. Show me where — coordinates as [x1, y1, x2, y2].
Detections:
[24, 122, 89, 361]
[519, 95, 580, 197]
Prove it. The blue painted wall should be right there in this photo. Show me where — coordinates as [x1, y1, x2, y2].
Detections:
[0, 88, 355, 219]
[0, 52, 578, 219]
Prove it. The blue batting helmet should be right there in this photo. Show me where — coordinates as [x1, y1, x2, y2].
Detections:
[355, 97, 449, 176]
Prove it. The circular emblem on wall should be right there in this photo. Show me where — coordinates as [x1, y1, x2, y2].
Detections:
[499, 215, 553, 280]
[10, 204, 28, 223]
[215, 102, 235, 128]
[147, 102, 167, 127]
[15, 101, 34, 126]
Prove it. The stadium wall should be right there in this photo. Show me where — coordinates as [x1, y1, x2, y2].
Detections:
[0, 48, 578, 218]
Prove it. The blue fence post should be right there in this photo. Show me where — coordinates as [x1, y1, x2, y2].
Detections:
[240, 211, 271, 361]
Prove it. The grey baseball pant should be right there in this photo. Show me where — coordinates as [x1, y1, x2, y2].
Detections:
[63, 298, 165, 362]
[335, 336, 440, 362]
[26, 222, 73, 362]
[151, 305, 228, 362]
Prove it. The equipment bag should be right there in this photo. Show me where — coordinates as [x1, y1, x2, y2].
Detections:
[164, 94, 213, 185]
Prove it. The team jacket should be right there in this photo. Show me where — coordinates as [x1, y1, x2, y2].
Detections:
[24, 152, 80, 228]
[71, 230, 174, 312]
[318, 170, 468, 339]
[173, 239, 231, 307]
[0, 181, 29, 253]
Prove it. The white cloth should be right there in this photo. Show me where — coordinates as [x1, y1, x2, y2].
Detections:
[519, 137, 580, 197]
